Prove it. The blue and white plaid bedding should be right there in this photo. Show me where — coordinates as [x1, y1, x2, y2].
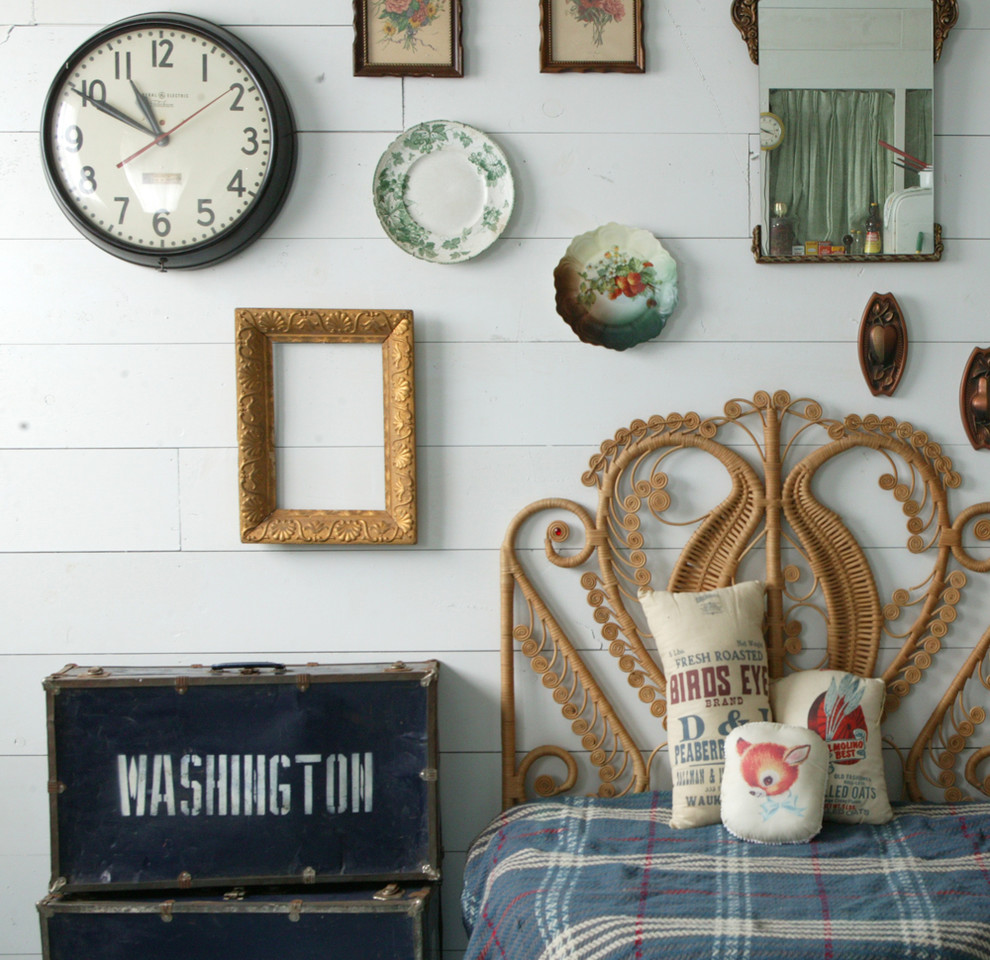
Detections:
[462, 792, 990, 959]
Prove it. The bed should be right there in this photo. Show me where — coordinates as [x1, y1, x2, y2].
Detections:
[463, 390, 990, 960]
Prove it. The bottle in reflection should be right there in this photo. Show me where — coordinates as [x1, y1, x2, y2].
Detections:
[864, 201, 883, 255]
[769, 201, 796, 257]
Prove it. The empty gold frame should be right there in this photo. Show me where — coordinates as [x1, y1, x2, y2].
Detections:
[236, 308, 416, 545]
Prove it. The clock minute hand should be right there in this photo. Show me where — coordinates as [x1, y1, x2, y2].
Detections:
[130, 80, 169, 147]
[117, 85, 235, 169]
[68, 84, 158, 137]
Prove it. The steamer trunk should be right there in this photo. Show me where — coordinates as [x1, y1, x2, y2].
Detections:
[44, 660, 439, 892]
[39, 885, 439, 960]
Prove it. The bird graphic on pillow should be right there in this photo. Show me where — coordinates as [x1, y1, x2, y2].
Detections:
[736, 737, 811, 820]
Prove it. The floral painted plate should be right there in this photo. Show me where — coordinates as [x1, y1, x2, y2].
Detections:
[373, 120, 514, 263]
[554, 223, 678, 350]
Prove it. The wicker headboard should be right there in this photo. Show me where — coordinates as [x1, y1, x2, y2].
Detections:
[500, 391, 990, 808]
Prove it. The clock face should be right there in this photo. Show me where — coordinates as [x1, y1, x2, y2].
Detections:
[760, 112, 784, 151]
[41, 15, 295, 269]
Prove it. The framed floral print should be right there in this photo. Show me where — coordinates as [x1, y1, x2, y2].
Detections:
[354, 0, 463, 77]
[540, 0, 644, 73]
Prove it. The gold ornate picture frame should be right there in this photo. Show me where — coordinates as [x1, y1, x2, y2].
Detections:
[236, 308, 417, 545]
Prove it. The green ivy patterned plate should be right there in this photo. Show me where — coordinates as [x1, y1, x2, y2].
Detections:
[373, 120, 514, 263]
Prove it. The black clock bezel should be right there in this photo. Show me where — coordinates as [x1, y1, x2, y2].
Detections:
[40, 13, 297, 270]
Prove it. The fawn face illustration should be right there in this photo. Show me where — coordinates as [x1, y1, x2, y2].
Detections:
[736, 738, 811, 798]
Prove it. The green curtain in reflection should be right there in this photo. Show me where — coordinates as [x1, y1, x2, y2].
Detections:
[904, 89, 933, 189]
[768, 89, 895, 245]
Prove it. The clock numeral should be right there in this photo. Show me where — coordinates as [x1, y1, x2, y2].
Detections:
[229, 83, 245, 112]
[114, 50, 132, 80]
[151, 39, 174, 68]
[79, 166, 97, 194]
[242, 128, 259, 156]
[80, 79, 107, 106]
[196, 199, 215, 227]
[153, 210, 171, 237]
[227, 170, 246, 198]
[114, 196, 130, 225]
[63, 125, 84, 153]
[202, 54, 209, 83]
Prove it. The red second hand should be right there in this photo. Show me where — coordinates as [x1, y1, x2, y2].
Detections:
[117, 86, 236, 168]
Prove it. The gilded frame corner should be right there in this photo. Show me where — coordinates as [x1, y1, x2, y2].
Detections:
[730, 0, 958, 65]
[235, 308, 417, 546]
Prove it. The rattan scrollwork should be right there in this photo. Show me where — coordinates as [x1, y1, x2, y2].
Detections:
[501, 391, 990, 807]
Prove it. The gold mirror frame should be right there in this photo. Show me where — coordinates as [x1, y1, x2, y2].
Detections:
[236, 308, 416, 545]
[734, 0, 958, 264]
[731, 0, 959, 65]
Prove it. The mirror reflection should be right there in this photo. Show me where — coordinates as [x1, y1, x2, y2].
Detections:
[758, 0, 934, 258]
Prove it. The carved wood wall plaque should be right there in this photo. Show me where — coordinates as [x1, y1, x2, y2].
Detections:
[858, 292, 908, 397]
[235, 308, 417, 545]
[960, 346, 990, 451]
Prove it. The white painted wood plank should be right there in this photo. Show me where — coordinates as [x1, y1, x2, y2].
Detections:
[0, 449, 179, 552]
[404, 14, 756, 135]
[1, 133, 77, 239]
[263, 131, 754, 243]
[31, 1, 352, 27]
[178, 438, 990, 553]
[8, 127, 987, 244]
[0, 758, 48, 858]
[418, 340, 990, 449]
[0, 854, 48, 956]
[954, 8, 990, 31]
[937, 28, 990, 135]
[940, 133, 990, 240]
[2, 339, 985, 451]
[0, 344, 231, 448]
[0, 6, 34, 24]
[0, 552, 500, 657]
[5, 236, 990, 345]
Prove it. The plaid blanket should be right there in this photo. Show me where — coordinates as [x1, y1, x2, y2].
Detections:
[462, 792, 990, 960]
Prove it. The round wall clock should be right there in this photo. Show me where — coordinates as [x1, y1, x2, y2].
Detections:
[759, 112, 785, 151]
[41, 13, 296, 270]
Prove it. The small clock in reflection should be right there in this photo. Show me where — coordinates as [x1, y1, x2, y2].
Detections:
[759, 112, 785, 151]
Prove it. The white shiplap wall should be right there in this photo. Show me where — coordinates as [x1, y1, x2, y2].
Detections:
[2, 2, 989, 956]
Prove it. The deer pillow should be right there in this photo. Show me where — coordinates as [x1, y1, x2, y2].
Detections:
[721, 721, 829, 844]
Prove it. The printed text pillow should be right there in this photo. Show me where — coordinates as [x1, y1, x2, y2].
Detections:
[721, 721, 828, 844]
[639, 580, 770, 828]
[770, 669, 893, 824]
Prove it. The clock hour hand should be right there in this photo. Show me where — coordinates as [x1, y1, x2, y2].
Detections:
[69, 84, 158, 137]
[130, 80, 169, 146]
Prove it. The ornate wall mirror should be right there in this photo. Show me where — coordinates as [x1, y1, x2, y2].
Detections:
[236, 308, 417, 545]
[732, 0, 958, 263]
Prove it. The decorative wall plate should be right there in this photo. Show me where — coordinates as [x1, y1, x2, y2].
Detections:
[373, 120, 513, 263]
[553, 223, 678, 350]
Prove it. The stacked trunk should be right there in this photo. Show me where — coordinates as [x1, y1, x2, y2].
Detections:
[38, 661, 441, 958]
